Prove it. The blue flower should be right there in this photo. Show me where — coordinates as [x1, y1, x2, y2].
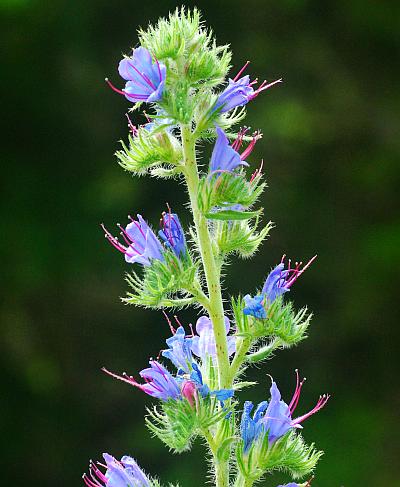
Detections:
[162, 326, 193, 373]
[102, 361, 181, 402]
[240, 400, 269, 451]
[276, 484, 300, 487]
[191, 315, 236, 361]
[158, 211, 187, 258]
[101, 214, 164, 266]
[83, 453, 150, 487]
[214, 75, 254, 113]
[240, 372, 329, 450]
[210, 126, 264, 176]
[106, 47, 166, 103]
[243, 294, 267, 319]
[262, 256, 317, 303]
[214, 61, 282, 113]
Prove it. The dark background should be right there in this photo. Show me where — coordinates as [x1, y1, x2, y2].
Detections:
[1, 0, 399, 485]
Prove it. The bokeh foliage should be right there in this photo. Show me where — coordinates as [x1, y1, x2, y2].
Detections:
[1, 0, 399, 486]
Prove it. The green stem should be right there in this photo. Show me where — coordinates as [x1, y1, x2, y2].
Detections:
[181, 124, 230, 487]
[234, 473, 254, 487]
[246, 337, 283, 363]
[215, 460, 230, 487]
[228, 335, 252, 383]
[181, 124, 230, 390]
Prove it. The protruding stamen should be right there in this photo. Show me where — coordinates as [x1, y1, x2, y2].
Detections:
[292, 393, 330, 425]
[105, 78, 126, 96]
[251, 78, 283, 99]
[233, 60, 250, 82]
[162, 310, 176, 334]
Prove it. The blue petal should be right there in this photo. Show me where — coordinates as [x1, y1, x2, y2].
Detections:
[210, 127, 243, 173]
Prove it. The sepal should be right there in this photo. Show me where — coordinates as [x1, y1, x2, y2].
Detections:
[212, 217, 273, 259]
[116, 127, 182, 176]
[198, 171, 266, 215]
[123, 250, 200, 309]
[251, 296, 312, 344]
[237, 431, 322, 483]
[138, 8, 231, 88]
[146, 396, 233, 453]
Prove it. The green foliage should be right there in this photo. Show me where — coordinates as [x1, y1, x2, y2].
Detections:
[116, 127, 182, 176]
[123, 251, 200, 309]
[139, 7, 231, 88]
[198, 171, 266, 215]
[252, 296, 312, 344]
[237, 432, 322, 483]
[212, 218, 273, 259]
[146, 396, 232, 453]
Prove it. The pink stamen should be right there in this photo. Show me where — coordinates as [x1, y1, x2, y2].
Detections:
[280, 254, 317, 289]
[174, 315, 184, 328]
[240, 130, 262, 161]
[288, 369, 306, 415]
[102, 367, 139, 387]
[250, 159, 264, 183]
[233, 60, 250, 82]
[162, 310, 176, 334]
[250, 78, 282, 99]
[83, 474, 102, 487]
[231, 127, 250, 151]
[105, 78, 126, 96]
[292, 394, 330, 425]
[125, 113, 138, 136]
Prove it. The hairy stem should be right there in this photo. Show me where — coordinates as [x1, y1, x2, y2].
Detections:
[181, 124, 230, 390]
[234, 473, 254, 487]
[228, 335, 252, 383]
[215, 460, 230, 487]
[181, 124, 230, 487]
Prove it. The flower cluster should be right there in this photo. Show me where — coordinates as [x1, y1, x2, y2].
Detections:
[103, 316, 235, 406]
[240, 371, 329, 451]
[101, 209, 186, 266]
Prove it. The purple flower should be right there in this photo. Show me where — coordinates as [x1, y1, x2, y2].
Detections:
[276, 484, 300, 487]
[83, 453, 150, 487]
[102, 361, 181, 402]
[101, 214, 164, 266]
[162, 325, 193, 373]
[158, 210, 187, 258]
[210, 127, 261, 175]
[191, 315, 236, 361]
[214, 61, 282, 113]
[243, 255, 317, 319]
[106, 47, 166, 103]
[240, 371, 329, 450]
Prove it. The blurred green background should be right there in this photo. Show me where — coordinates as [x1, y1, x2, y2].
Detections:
[1, 0, 399, 485]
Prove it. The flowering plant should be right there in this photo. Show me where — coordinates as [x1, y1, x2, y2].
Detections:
[83, 8, 330, 487]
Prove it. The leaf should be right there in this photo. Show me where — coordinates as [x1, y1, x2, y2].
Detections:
[205, 209, 261, 221]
